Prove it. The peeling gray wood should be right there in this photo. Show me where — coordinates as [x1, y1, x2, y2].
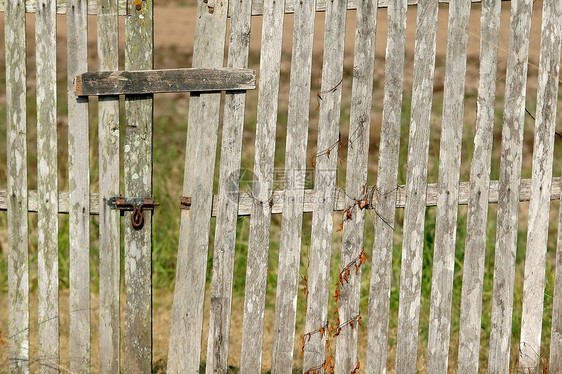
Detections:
[389, 0, 438, 372]
[67, 0, 90, 372]
[205, 0, 252, 372]
[426, 1, 471, 372]
[239, 0, 286, 369]
[97, 0, 121, 372]
[335, 0, 376, 372]
[457, 0, 501, 372]
[488, 0, 534, 372]
[242, 0, 506, 16]
[301, 0, 346, 371]
[167, 0, 229, 371]
[75, 68, 256, 96]
[551, 185, 562, 371]
[368, 0, 408, 372]
[518, 0, 561, 372]
[124, 1, 154, 372]
[36, 0, 59, 372]
[0, 0, 128, 15]
[6, 1, 29, 373]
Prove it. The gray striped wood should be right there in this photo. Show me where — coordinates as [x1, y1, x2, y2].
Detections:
[457, 0, 502, 371]
[98, 0, 121, 372]
[303, 0, 347, 371]
[6, 1, 29, 372]
[205, 0, 252, 371]
[67, 1, 90, 372]
[518, 0, 561, 372]
[369, 0, 408, 372]
[551, 182, 562, 371]
[337, 0, 377, 372]
[269, 0, 316, 372]
[488, 0, 534, 372]
[167, 0, 228, 371]
[388, 0, 439, 372]
[426, 0, 471, 372]
[0, 0, 128, 14]
[124, 1, 154, 372]
[36, 0, 59, 372]
[241, 0, 286, 369]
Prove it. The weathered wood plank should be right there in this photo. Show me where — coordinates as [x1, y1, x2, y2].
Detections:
[518, 0, 561, 372]
[457, 0, 502, 371]
[389, 0, 439, 372]
[67, 0, 90, 372]
[488, 0, 534, 372]
[1, 177, 562, 216]
[6, 1, 29, 372]
[301, 0, 346, 371]
[551, 183, 562, 372]
[205, 0, 253, 371]
[36, 0, 59, 372]
[75, 68, 256, 96]
[123, 0, 154, 372]
[426, 0, 471, 372]
[97, 0, 121, 372]
[0, 0, 128, 15]
[166, 0, 229, 371]
[369, 0, 408, 372]
[335, 0, 377, 372]
[238, 0, 287, 369]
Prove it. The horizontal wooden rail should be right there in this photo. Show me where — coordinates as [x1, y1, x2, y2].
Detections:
[0, 176, 558, 216]
[0, 0, 508, 16]
[75, 68, 256, 96]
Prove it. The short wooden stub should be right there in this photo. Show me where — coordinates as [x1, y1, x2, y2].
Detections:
[75, 67, 256, 96]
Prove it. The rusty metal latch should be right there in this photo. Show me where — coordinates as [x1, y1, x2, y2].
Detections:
[180, 196, 192, 210]
[108, 196, 159, 230]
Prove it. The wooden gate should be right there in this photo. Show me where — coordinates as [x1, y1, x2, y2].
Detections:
[1, 0, 561, 373]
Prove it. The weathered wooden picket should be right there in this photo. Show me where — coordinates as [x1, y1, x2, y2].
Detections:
[1, 0, 561, 373]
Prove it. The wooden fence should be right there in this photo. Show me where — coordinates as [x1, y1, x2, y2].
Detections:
[1, 0, 561, 373]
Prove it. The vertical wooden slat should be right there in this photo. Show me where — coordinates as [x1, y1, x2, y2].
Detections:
[36, 0, 59, 372]
[167, 0, 228, 371]
[426, 0, 471, 372]
[457, 0, 502, 371]
[6, 0, 29, 372]
[368, 0, 408, 372]
[98, 0, 120, 372]
[551, 188, 562, 371]
[302, 0, 347, 370]
[335, 0, 377, 372]
[242, 0, 286, 370]
[488, 0, 534, 372]
[519, 0, 561, 371]
[123, 0, 153, 372]
[67, 0, 90, 372]
[267, 0, 315, 372]
[205, 0, 253, 371]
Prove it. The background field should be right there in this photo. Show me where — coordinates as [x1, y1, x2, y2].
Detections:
[0, 1, 560, 372]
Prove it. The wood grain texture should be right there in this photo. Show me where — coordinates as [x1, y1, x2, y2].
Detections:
[75, 68, 255, 96]
[205, 0, 252, 371]
[166, 0, 228, 371]
[97, 0, 121, 372]
[390, 0, 439, 373]
[518, 0, 561, 372]
[426, 0, 471, 372]
[488, 0, 534, 372]
[67, 1, 90, 372]
[240, 0, 286, 369]
[124, 0, 154, 372]
[457, 0, 501, 371]
[302, 0, 346, 371]
[551, 184, 562, 372]
[6, 1, 29, 372]
[0, 0, 128, 14]
[369, 0, 408, 372]
[335, 0, 376, 372]
[36, 0, 59, 372]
